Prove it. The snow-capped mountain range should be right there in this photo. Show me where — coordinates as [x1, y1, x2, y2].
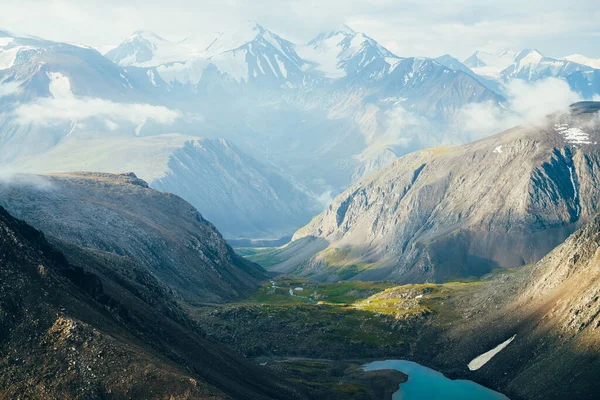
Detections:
[463, 48, 597, 83]
[1, 22, 599, 239]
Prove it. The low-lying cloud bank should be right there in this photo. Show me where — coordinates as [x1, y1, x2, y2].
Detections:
[457, 78, 583, 138]
[14, 96, 180, 127]
[0, 169, 54, 190]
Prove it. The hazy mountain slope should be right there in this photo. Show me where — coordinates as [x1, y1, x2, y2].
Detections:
[0, 206, 302, 399]
[9, 134, 318, 239]
[375, 57, 502, 119]
[434, 54, 503, 93]
[0, 172, 266, 303]
[271, 102, 600, 283]
[151, 138, 318, 239]
[567, 69, 600, 99]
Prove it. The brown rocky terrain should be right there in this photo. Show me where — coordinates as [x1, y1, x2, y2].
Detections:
[0, 206, 302, 399]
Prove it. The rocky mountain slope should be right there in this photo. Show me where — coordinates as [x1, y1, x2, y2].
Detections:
[0, 205, 301, 399]
[270, 102, 600, 283]
[0, 172, 266, 303]
[414, 207, 600, 400]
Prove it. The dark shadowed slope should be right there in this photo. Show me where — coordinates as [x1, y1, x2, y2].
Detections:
[0, 172, 266, 303]
[0, 206, 301, 399]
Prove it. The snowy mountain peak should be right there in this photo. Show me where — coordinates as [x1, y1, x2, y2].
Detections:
[307, 24, 356, 45]
[107, 29, 207, 67]
[127, 30, 167, 43]
[107, 30, 171, 66]
[0, 29, 13, 38]
[514, 48, 544, 64]
[299, 26, 399, 79]
[204, 21, 277, 55]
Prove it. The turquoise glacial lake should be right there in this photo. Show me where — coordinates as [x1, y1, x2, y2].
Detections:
[363, 360, 509, 400]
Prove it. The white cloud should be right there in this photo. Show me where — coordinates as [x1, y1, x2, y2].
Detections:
[457, 78, 583, 138]
[14, 96, 180, 126]
[0, 169, 54, 190]
[0, 80, 21, 97]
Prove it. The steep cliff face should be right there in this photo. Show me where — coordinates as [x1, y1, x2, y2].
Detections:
[0, 172, 266, 303]
[273, 102, 600, 283]
[0, 206, 299, 399]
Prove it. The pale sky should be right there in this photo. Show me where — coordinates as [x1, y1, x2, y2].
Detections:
[1, 0, 599, 59]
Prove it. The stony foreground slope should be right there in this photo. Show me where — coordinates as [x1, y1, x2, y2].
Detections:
[271, 102, 600, 283]
[0, 172, 266, 303]
[0, 206, 300, 399]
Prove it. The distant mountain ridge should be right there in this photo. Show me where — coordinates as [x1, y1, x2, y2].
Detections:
[463, 48, 598, 87]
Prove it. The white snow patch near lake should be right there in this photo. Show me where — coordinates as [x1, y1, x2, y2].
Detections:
[468, 334, 516, 371]
[294, 287, 304, 291]
[415, 294, 423, 299]
[493, 145, 503, 154]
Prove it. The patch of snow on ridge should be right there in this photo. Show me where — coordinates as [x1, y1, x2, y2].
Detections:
[493, 146, 503, 154]
[147, 70, 158, 87]
[555, 123, 592, 145]
[468, 334, 516, 371]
